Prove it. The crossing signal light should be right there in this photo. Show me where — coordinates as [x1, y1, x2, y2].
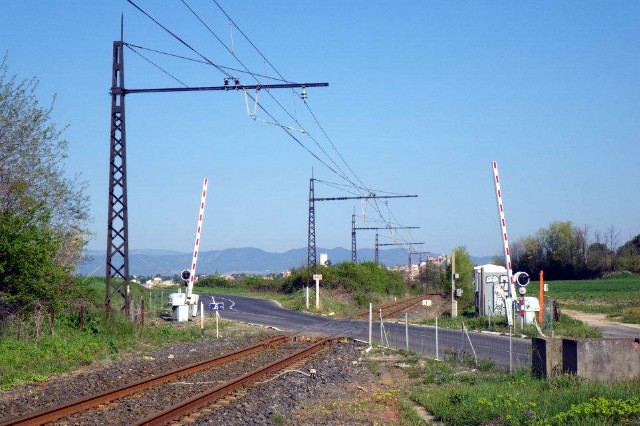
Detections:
[514, 272, 530, 287]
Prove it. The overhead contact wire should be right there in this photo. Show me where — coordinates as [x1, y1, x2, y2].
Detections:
[180, 0, 358, 189]
[126, 0, 233, 79]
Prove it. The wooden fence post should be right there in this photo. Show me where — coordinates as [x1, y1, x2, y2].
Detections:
[49, 308, 55, 335]
[79, 306, 85, 331]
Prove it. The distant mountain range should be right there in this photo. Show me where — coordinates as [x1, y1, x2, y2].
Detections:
[79, 248, 494, 276]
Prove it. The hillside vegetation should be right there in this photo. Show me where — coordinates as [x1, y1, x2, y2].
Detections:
[198, 262, 415, 307]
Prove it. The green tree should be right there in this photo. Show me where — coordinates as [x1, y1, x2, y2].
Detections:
[0, 57, 89, 310]
[616, 234, 640, 273]
[0, 197, 70, 309]
[444, 247, 474, 310]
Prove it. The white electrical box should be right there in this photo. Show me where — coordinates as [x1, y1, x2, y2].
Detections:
[168, 292, 186, 307]
[172, 305, 189, 322]
[473, 264, 508, 317]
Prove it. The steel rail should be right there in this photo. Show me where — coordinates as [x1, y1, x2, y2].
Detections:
[0, 335, 290, 426]
[353, 294, 444, 319]
[132, 337, 336, 426]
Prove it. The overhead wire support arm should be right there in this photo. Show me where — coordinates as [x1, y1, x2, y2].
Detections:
[354, 226, 420, 231]
[313, 194, 417, 202]
[121, 82, 328, 95]
[377, 242, 424, 247]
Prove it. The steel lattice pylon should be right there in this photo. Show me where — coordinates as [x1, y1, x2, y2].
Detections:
[105, 40, 131, 314]
[351, 214, 357, 263]
[374, 232, 379, 264]
[307, 178, 317, 276]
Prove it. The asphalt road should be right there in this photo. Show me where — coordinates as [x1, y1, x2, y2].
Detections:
[201, 294, 532, 369]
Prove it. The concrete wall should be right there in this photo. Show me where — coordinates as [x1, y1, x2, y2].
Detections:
[532, 337, 563, 378]
[562, 338, 640, 382]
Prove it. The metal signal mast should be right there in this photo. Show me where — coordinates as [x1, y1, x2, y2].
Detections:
[307, 177, 417, 277]
[351, 214, 419, 263]
[105, 29, 328, 313]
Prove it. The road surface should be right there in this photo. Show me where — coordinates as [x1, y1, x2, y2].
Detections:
[202, 294, 532, 369]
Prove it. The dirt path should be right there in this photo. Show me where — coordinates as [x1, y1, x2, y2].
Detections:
[563, 309, 640, 338]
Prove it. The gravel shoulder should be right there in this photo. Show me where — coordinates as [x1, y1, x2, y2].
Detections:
[563, 309, 640, 338]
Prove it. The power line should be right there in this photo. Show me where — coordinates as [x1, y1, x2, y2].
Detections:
[126, 0, 353, 181]
[127, 0, 420, 245]
[180, 0, 360, 188]
[211, 0, 369, 195]
[124, 42, 292, 83]
[125, 44, 189, 87]
[126, 0, 233, 78]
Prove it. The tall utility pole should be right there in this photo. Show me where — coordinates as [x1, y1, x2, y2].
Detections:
[106, 26, 130, 315]
[105, 31, 328, 314]
[307, 177, 417, 278]
[307, 177, 317, 274]
[375, 232, 379, 264]
[351, 214, 357, 263]
[351, 214, 419, 263]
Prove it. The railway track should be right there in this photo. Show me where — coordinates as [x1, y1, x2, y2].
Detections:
[1, 335, 337, 426]
[353, 293, 444, 320]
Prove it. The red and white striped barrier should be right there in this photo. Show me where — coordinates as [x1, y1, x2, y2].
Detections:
[492, 161, 517, 302]
[190, 178, 208, 284]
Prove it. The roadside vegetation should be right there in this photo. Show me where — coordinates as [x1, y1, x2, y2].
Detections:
[366, 346, 640, 426]
[418, 311, 601, 339]
[197, 261, 410, 314]
[0, 277, 232, 391]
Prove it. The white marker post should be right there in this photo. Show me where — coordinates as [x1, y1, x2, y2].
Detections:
[368, 302, 373, 349]
[313, 274, 322, 310]
[306, 285, 310, 310]
[435, 316, 439, 360]
[200, 302, 204, 336]
[405, 312, 409, 349]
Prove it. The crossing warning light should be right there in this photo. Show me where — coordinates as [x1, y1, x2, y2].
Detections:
[514, 272, 530, 287]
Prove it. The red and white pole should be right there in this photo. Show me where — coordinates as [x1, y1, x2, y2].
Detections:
[492, 161, 515, 298]
[190, 178, 208, 285]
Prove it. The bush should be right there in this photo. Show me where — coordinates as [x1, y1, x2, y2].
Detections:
[281, 262, 407, 306]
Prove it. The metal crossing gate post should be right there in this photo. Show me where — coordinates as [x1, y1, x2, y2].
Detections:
[106, 39, 131, 315]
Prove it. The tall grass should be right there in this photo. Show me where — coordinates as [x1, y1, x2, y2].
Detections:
[0, 278, 232, 390]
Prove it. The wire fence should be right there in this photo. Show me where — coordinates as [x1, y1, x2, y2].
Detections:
[0, 293, 168, 342]
[373, 314, 532, 371]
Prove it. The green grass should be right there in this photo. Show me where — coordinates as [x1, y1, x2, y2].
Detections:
[417, 312, 601, 339]
[0, 306, 233, 390]
[364, 346, 640, 426]
[411, 369, 640, 425]
[545, 276, 640, 323]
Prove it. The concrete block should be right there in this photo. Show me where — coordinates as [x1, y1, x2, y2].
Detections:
[562, 338, 640, 382]
[532, 337, 563, 378]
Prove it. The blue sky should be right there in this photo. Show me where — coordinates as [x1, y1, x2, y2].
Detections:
[2, 1, 639, 258]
